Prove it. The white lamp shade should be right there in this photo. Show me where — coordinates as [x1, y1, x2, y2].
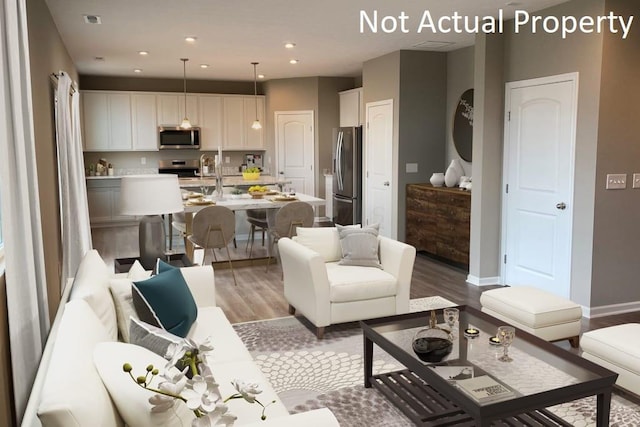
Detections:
[119, 174, 184, 216]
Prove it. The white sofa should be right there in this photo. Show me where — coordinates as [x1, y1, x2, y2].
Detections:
[23, 250, 338, 427]
[278, 227, 416, 338]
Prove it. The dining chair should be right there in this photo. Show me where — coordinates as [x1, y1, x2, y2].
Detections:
[245, 209, 268, 258]
[188, 205, 237, 286]
[266, 201, 314, 271]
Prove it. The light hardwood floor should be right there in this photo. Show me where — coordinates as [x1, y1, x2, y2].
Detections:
[92, 225, 640, 354]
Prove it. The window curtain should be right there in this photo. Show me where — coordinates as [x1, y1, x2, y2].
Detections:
[55, 72, 92, 284]
[0, 0, 50, 421]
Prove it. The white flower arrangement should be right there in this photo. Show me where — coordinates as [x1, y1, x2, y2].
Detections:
[123, 337, 274, 426]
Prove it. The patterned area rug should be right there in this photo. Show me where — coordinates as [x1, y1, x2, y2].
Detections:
[232, 299, 640, 427]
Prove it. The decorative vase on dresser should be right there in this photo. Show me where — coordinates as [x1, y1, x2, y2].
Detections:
[444, 159, 464, 187]
[430, 172, 445, 187]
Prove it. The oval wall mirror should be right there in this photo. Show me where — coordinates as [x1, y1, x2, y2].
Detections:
[453, 88, 474, 162]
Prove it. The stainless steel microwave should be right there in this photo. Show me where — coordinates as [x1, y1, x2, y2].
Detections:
[158, 126, 200, 150]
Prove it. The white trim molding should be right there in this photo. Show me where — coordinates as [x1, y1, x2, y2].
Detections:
[466, 275, 501, 287]
[582, 300, 640, 319]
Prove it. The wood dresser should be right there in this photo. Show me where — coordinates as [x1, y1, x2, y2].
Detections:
[406, 183, 471, 269]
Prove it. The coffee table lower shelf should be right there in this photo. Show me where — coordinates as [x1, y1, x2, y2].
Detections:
[371, 369, 572, 427]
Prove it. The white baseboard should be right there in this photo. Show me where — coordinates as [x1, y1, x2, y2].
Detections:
[466, 275, 501, 287]
[582, 300, 640, 318]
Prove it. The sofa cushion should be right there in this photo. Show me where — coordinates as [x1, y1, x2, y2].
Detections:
[581, 323, 640, 376]
[293, 227, 343, 262]
[38, 299, 123, 427]
[326, 262, 397, 303]
[337, 223, 382, 269]
[69, 249, 118, 340]
[132, 268, 198, 338]
[129, 317, 182, 359]
[187, 307, 253, 363]
[109, 278, 139, 343]
[93, 342, 195, 427]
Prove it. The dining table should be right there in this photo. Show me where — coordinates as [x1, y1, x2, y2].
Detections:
[176, 192, 326, 263]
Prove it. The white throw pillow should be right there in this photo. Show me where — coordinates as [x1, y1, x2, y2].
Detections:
[294, 225, 360, 263]
[109, 278, 140, 343]
[128, 260, 151, 280]
[337, 223, 382, 269]
[94, 342, 195, 427]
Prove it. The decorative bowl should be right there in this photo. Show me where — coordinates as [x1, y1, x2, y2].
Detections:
[249, 192, 265, 199]
[243, 172, 260, 180]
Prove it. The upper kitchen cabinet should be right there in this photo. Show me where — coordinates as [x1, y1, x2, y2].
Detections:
[199, 95, 223, 150]
[339, 87, 363, 127]
[157, 94, 199, 126]
[131, 94, 158, 151]
[83, 91, 132, 151]
[222, 95, 265, 150]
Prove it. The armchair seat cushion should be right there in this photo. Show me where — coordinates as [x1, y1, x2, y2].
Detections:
[326, 262, 397, 303]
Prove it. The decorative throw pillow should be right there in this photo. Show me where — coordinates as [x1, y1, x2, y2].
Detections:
[128, 260, 151, 280]
[109, 278, 140, 343]
[129, 317, 183, 359]
[154, 258, 177, 275]
[294, 225, 360, 262]
[93, 342, 195, 427]
[132, 268, 198, 338]
[336, 223, 382, 269]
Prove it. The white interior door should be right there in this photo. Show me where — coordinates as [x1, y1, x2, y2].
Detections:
[502, 74, 578, 298]
[364, 99, 394, 238]
[275, 111, 315, 196]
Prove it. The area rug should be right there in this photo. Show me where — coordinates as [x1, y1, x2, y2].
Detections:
[232, 300, 640, 427]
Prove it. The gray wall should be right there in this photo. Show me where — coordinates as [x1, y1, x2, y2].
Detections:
[446, 47, 475, 176]
[591, 0, 640, 307]
[502, 0, 605, 306]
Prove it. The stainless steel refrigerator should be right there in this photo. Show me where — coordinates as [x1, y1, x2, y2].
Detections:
[333, 126, 362, 225]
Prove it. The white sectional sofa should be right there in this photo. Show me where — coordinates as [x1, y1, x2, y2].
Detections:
[23, 250, 338, 427]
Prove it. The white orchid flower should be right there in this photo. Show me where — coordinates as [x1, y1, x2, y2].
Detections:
[191, 402, 237, 427]
[183, 375, 222, 413]
[231, 379, 262, 403]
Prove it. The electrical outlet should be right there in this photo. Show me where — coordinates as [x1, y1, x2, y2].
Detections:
[633, 173, 640, 189]
[405, 163, 418, 173]
[140, 157, 146, 165]
[606, 173, 626, 190]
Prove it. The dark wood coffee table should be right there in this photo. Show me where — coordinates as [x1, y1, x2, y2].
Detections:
[360, 306, 617, 426]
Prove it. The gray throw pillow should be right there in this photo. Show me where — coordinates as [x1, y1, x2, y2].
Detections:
[129, 317, 183, 359]
[336, 223, 382, 269]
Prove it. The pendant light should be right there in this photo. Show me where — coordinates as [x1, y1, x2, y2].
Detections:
[180, 58, 192, 129]
[251, 62, 262, 130]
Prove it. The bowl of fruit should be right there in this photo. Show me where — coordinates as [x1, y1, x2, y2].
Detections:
[248, 185, 269, 198]
[242, 167, 261, 181]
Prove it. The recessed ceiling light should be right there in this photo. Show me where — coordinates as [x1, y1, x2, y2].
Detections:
[289, 59, 299, 64]
[284, 42, 296, 49]
[185, 36, 197, 43]
[258, 74, 265, 79]
[83, 14, 101, 24]
[200, 64, 209, 69]
[138, 51, 149, 56]
[133, 69, 142, 73]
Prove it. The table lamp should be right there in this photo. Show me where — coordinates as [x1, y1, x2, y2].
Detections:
[119, 174, 184, 269]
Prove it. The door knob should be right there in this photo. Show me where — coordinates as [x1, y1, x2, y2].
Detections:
[383, 181, 390, 186]
[556, 202, 566, 210]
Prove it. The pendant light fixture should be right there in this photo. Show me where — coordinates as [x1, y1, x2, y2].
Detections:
[251, 62, 262, 130]
[180, 58, 192, 129]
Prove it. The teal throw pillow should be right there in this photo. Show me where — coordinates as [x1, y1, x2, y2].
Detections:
[154, 258, 177, 275]
[132, 268, 197, 338]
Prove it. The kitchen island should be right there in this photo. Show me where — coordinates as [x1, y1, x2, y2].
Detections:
[178, 175, 291, 188]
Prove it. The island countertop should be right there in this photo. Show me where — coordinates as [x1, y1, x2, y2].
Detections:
[178, 175, 290, 188]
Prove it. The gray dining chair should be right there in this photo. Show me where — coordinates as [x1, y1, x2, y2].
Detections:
[266, 201, 314, 271]
[245, 209, 268, 258]
[188, 205, 237, 286]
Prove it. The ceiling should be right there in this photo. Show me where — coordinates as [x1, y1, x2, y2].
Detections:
[44, 0, 569, 82]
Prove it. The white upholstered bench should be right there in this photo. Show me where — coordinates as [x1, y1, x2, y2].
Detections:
[480, 286, 582, 347]
[581, 323, 640, 396]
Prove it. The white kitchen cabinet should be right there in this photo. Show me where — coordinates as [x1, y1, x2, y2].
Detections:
[131, 94, 158, 151]
[222, 95, 265, 150]
[339, 87, 363, 127]
[199, 95, 223, 150]
[86, 179, 137, 226]
[157, 94, 199, 126]
[83, 91, 133, 151]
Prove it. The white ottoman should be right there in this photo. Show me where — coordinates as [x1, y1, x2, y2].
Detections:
[581, 324, 640, 395]
[480, 286, 582, 347]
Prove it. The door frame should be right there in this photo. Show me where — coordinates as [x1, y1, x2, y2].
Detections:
[500, 72, 579, 288]
[274, 110, 315, 195]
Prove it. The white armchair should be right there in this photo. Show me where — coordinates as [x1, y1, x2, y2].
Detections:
[278, 227, 416, 338]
